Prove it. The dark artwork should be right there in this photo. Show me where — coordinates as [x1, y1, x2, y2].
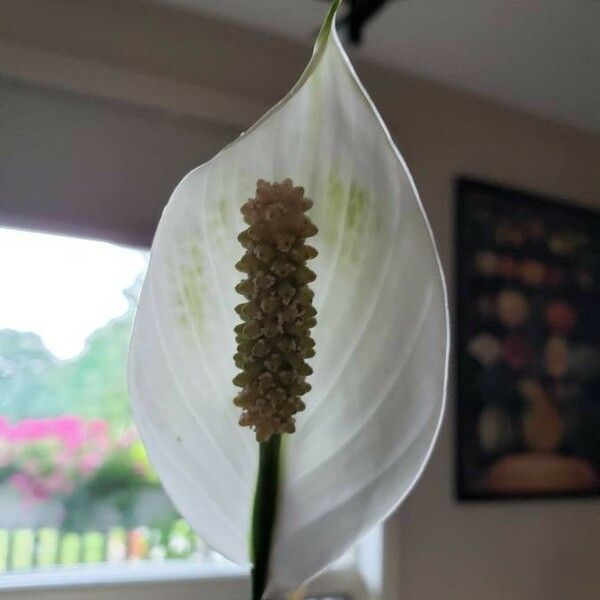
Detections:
[455, 178, 600, 500]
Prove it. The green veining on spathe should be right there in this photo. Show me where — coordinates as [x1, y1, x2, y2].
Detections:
[322, 174, 344, 244]
[218, 196, 230, 228]
[342, 183, 369, 263]
[323, 173, 372, 264]
[172, 240, 206, 330]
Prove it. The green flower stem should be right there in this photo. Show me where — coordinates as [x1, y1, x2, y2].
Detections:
[251, 434, 281, 600]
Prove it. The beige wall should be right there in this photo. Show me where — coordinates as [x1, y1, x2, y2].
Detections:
[1, 2, 599, 599]
[362, 57, 600, 600]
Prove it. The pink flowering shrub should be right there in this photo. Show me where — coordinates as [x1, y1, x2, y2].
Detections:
[0, 416, 155, 505]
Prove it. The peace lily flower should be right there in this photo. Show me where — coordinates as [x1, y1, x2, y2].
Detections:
[128, 1, 449, 599]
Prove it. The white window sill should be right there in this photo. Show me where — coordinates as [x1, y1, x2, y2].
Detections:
[0, 562, 370, 599]
[0, 561, 246, 591]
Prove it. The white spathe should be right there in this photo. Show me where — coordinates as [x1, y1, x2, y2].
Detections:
[128, 2, 448, 597]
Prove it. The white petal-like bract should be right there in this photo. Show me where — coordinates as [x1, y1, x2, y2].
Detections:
[129, 2, 448, 596]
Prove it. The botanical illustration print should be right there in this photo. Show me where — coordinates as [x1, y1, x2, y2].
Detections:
[456, 179, 600, 499]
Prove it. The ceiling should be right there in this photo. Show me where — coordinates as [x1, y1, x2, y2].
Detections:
[150, 0, 600, 132]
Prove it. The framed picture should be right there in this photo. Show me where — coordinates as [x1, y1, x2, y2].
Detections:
[455, 178, 600, 500]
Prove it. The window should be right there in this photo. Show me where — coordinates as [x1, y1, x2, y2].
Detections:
[0, 226, 382, 599]
[0, 228, 212, 567]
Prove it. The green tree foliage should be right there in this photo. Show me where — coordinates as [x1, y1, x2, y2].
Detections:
[0, 278, 142, 430]
[0, 330, 56, 420]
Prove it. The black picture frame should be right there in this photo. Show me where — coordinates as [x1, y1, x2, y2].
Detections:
[455, 177, 600, 501]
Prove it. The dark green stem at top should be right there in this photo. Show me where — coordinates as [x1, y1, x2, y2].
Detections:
[251, 434, 281, 600]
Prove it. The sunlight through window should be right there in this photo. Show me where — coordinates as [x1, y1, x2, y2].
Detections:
[0, 227, 228, 573]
